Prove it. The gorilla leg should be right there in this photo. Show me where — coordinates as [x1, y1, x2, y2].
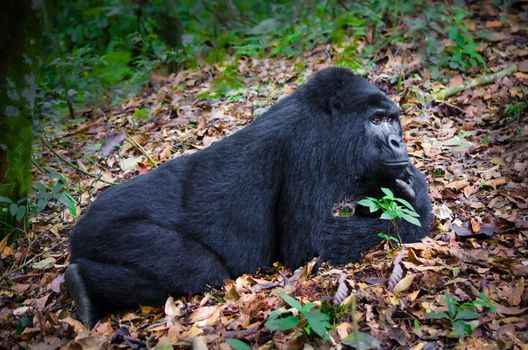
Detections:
[67, 224, 230, 326]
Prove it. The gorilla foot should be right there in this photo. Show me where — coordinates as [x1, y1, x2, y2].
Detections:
[65, 264, 98, 327]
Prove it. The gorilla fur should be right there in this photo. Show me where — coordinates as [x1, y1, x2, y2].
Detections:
[66, 67, 432, 326]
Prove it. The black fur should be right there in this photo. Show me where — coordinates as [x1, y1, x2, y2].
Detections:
[66, 67, 432, 326]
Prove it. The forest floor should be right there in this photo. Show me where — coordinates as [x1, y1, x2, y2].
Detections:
[1, 4, 528, 350]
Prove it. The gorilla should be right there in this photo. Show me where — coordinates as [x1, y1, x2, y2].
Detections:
[66, 67, 432, 326]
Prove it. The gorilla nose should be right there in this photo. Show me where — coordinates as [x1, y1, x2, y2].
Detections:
[387, 134, 404, 151]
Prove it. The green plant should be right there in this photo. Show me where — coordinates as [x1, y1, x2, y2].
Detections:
[226, 339, 251, 350]
[405, 4, 486, 74]
[504, 101, 526, 121]
[0, 197, 28, 222]
[427, 291, 496, 338]
[377, 232, 401, 245]
[445, 7, 486, 71]
[265, 291, 331, 341]
[0, 168, 77, 224]
[357, 187, 420, 247]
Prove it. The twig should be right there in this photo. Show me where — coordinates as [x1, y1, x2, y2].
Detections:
[42, 139, 114, 184]
[432, 64, 518, 101]
[125, 135, 158, 167]
[31, 158, 47, 174]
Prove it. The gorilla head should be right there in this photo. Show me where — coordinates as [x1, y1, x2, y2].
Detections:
[299, 68, 410, 188]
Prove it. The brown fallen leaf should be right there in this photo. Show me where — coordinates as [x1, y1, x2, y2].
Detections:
[486, 177, 507, 189]
[495, 304, 527, 315]
[518, 60, 528, 73]
[511, 264, 528, 276]
[190, 305, 218, 323]
[393, 274, 415, 294]
[463, 184, 477, 199]
[446, 179, 470, 190]
[388, 250, 406, 290]
[61, 316, 88, 335]
[508, 278, 525, 306]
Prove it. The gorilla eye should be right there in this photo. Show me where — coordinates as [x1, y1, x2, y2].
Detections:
[372, 116, 382, 125]
[388, 116, 397, 124]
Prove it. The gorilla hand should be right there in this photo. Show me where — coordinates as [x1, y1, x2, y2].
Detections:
[394, 166, 415, 201]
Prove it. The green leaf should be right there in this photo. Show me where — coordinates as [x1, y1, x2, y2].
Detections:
[264, 314, 299, 332]
[401, 214, 421, 227]
[46, 167, 63, 180]
[413, 319, 421, 329]
[303, 311, 331, 340]
[342, 331, 380, 350]
[225, 339, 251, 350]
[9, 203, 18, 216]
[0, 196, 13, 204]
[278, 292, 303, 311]
[388, 236, 400, 243]
[357, 198, 379, 213]
[301, 302, 316, 313]
[453, 320, 467, 338]
[455, 309, 480, 321]
[377, 232, 389, 240]
[445, 292, 457, 319]
[380, 211, 397, 220]
[133, 108, 150, 120]
[426, 311, 450, 320]
[58, 192, 77, 217]
[394, 198, 416, 211]
[401, 208, 420, 217]
[16, 206, 26, 221]
[380, 187, 394, 198]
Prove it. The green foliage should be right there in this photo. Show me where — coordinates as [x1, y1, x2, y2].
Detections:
[133, 108, 151, 120]
[0, 197, 27, 222]
[504, 101, 527, 121]
[265, 291, 331, 341]
[357, 187, 421, 227]
[445, 7, 486, 71]
[226, 339, 251, 350]
[427, 291, 496, 338]
[0, 168, 77, 224]
[39, 1, 490, 115]
[342, 331, 381, 350]
[357, 187, 420, 249]
[377, 232, 400, 244]
[405, 4, 486, 74]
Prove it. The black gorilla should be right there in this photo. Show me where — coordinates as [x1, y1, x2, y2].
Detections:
[66, 67, 432, 326]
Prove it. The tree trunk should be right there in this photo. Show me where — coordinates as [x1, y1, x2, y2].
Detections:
[0, 0, 40, 238]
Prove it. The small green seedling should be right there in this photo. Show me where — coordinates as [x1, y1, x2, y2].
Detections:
[265, 291, 331, 341]
[357, 187, 420, 247]
[427, 291, 496, 338]
[377, 232, 400, 245]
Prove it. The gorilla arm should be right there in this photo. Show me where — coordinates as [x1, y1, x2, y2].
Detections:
[320, 165, 432, 264]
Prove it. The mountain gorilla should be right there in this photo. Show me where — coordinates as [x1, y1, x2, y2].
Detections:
[66, 67, 432, 326]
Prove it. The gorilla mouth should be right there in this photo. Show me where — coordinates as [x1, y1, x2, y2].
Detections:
[382, 160, 409, 168]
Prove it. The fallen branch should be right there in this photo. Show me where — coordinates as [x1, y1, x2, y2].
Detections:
[125, 135, 158, 167]
[42, 139, 115, 185]
[432, 64, 518, 101]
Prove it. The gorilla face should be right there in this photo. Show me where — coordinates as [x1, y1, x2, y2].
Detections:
[364, 96, 409, 177]
[330, 83, 409, 180]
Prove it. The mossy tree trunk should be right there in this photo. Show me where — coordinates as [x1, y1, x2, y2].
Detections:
[0, 0, 40, 238]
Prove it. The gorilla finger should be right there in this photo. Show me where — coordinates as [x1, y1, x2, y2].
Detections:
[396, 178, 416, 200]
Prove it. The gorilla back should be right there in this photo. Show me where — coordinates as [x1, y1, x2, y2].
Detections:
[66, 67, 432, 326]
